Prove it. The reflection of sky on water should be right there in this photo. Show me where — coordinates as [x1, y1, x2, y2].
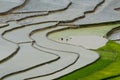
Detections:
[0, 0, 25, 13]
[2, 0, 25, 3]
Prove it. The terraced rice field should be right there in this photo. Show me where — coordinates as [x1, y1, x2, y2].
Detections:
[0, 0, 120, 80]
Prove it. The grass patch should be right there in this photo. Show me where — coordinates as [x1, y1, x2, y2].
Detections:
[58, 41, 118, 80]
[108, 77, 120, 80]
[79, 41, 120, 80]
[49, 23, 120, 80]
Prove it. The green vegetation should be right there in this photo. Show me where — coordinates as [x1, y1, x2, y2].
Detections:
[109, 76, 120, 80]
[80, 41, 120, 80]
[58, 41, 115, 80]
[48, 23, 120, 80]
[59, 41, 120, 80]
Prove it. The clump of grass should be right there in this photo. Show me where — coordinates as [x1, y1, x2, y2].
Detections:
[59, 41, 118, 80]
[80, 41, 120, 80]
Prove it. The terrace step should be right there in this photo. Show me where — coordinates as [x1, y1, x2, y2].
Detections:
[0, 36, 18, 63]
[107, 26, 120, 43]
[4, 43, 78, 80]
[29, 25, 99, 79]
[3, 22, 58, 43]
[0, 0, 71, 23]
[17, 0, 103, 25]
[12, 0, 71, 13]
[0, 0, 25, 14]
[0, 22, 21, 63]
[0, 12, 48, 23]
[0, 43, 59, 79]
[69, 0, 120, 25]
[0, 22, 8, 28]
[0, 0, 120, 80]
